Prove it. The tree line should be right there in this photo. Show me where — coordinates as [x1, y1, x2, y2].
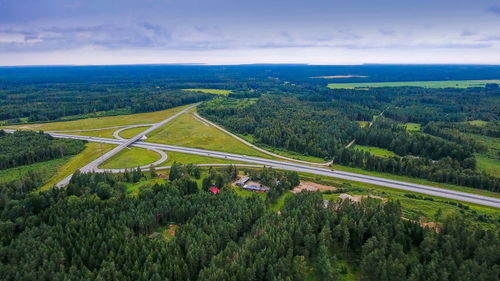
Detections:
[0, 130, 85, 170]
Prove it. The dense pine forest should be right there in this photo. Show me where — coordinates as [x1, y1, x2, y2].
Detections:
[199, 85, 500, 191]
[0, 169, 498, 281]
[0, 130, 85, 169]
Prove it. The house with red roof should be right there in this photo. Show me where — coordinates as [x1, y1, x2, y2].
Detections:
[209, 186, 220, 194]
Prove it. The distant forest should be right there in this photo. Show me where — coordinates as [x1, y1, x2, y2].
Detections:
[1, 64, 500, 124]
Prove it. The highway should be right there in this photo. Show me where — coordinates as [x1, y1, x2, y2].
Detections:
[52, 103, 199, 186]
[31, 132, 500, 208]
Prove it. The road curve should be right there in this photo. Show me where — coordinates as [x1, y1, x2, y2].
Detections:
[37, 132, 500, 208]
[113, 124, 153, 140]
[53, 103, 200, 187]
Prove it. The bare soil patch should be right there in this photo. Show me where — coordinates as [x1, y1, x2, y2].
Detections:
[339, 193, 386, 202]
[163, 224, 178, 240]
[292, 181, 336, 194]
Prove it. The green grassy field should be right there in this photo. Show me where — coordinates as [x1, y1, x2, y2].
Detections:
[0, 157, 70, 184]
[465, 133, 500, 159]
[327, 80, 500, 89]
[100, 147, 161, 169]
[354, 145, 398, 158]
[476, 154, 500, 177]
[405, 122, 422, 132]
[2, 104, 191, 131]
[40, 142, 116, 190]
[357, 121, 369, 128]
[468, 120, 489, 127]
[146, 112, 272, 158]
[68, 128, 117, 138]
[182, 88, 232, 95]
[125, 177, 167, 197]
[160, 151, 251, 166]
[119, 126, 148, 139]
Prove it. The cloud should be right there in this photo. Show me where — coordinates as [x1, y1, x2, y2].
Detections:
[0, 23, 175, 51]
[460, 30, 476, 37]
[379, 29, 395, 36]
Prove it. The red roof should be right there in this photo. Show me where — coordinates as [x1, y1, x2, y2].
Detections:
[209, 187, 220, 194]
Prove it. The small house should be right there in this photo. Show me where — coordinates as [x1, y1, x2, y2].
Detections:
[243, 184, 270, 192]
[209, 187, 220, 194]
[236, 176, 250, 186]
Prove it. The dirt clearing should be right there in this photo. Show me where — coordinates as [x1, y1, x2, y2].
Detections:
[292, 181, 336, 194]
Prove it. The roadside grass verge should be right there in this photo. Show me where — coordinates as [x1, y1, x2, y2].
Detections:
[100, 147, 161, 169]
[159, 151, 252, 166]
[327, 80, 500, 89]
[182, 89, 231, 95]
[331, 164, 500, 199]
[2, 104, 191, 131]
[353, 145, 398, 158]
[146, 112, 273, 158]
[67, 128, 117, 139]
[40, 142, 116, 190]
[119, 126, 149, 139]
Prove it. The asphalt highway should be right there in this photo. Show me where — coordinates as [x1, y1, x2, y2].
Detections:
[31, 132, 500, 208]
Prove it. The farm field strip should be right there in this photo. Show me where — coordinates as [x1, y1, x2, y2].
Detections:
[327, 79, 500, 89]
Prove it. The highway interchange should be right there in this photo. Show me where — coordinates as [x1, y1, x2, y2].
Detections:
[4, 104, 500, 208]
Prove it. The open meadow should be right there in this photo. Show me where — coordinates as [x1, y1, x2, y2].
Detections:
[146, 110, 273, 158]
[100, 147, 162, 169]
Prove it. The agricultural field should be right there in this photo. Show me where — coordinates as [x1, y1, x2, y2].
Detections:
[1, 104, 191, 131]
[146, 111, 273, 158]
[354, 145, 398, 158]
[327, 79, 500, 89]
[182, 88, 232, 95]
[100, 147, 161, 169]
[40, 142, 116, 190]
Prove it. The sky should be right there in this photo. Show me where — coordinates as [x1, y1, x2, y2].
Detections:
[1, 0, 500, 65]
